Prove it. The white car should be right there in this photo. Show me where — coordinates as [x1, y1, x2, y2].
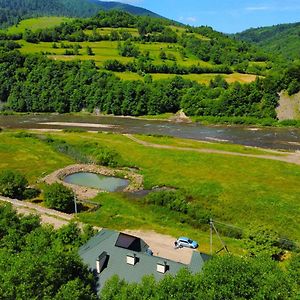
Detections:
[175, 237, 198, 249]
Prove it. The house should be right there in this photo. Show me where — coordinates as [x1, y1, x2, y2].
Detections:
[79, 229, 210, 292]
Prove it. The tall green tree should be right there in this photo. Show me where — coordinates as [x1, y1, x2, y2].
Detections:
[0, 169, 28, 199]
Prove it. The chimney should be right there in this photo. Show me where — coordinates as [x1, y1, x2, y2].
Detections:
[157, 261, 168, 274]
[96, 251, 108, 274]
[126, 253, 137, 265]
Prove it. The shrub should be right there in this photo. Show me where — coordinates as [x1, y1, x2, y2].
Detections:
[23, 187, 40, 199]
[243, 225, 282, 259]
[44, 183, 74, 213]
[92, 148, 118, 167]
[0, 170, 28, 199]
[144, 190, 188, 213]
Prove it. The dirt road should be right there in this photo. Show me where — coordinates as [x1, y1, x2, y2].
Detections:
[0, 196, 194, 264]
[124, 134, 300, 166]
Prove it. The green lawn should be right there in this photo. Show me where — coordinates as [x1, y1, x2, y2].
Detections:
[1, 17, 72, 34]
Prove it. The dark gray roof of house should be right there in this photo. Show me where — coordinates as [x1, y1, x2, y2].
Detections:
[79, 229, 208, 292]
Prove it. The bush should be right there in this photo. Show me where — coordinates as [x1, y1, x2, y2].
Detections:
[44, 183, 74, 213]
[23, 187, 40, 199]
[0, 170, 28, 199]
[92, 147, 121, 167]
[144, 190, 188, 213]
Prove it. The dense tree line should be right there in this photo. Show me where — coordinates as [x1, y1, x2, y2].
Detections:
[0, 203, 97, 299]
[0, 49, 288, 118]
[104, 58, 232, 75]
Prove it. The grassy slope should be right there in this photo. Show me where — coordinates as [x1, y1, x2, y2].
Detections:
[10, 17, 259, 84]
[1, 130, 299, 252]
[0, 132, 73, 182]
[1, 17, 72, 34]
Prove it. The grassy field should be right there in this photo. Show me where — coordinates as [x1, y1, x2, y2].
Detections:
[84, 27, 140, 37]
[113, 72, 258, 84]
[0, 129, 299, 253]
[1, 17, 72, 34]
[132, 134, 284, 155]
[0, 132, 300, 253]
[4, 17, 259, 84]
[0, 131, 73, 182]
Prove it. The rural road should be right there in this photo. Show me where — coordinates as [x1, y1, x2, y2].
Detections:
[124, 134, 300, 166]
[0, 196, 194, 264]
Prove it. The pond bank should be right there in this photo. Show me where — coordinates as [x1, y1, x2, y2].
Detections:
[42, 164, 144, 200]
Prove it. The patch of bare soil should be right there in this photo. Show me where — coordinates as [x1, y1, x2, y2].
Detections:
[277, 91, 300, 120]
[124, 229, 195, 265]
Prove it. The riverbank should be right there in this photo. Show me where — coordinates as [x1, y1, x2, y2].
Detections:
[1, 110, 300, 128]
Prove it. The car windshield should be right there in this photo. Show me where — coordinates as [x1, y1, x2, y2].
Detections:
[188, 239, 193, 243]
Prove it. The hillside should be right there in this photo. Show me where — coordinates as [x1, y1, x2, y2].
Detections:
[234, 22, 300, 61]
[0, 0, 160, 28]
[1, 11, 300, 122]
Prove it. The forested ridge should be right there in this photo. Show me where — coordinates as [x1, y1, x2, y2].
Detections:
[234, 22, 300, 61]
[0, 0, 160, 28]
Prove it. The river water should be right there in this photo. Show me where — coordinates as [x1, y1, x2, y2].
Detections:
[1, 114, 300, 151]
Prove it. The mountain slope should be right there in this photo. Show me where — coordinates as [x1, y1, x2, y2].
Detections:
[89, 1, 161, 18]
[0, 0, 161, 27]
[234, 22, 300, 61]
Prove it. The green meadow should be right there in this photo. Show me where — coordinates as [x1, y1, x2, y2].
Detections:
[3, 17, 260, 84]
[0, 130, 299, 254]
[1, 17, 72, 34]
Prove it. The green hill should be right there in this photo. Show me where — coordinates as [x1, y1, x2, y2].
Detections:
[0, 0, 161, 28]
[234, 22, 300, 61]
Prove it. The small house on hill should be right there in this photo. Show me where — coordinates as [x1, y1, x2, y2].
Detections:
[79, 229, 210, 292]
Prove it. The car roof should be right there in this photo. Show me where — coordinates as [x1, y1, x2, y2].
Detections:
[178, 237, 190, 241]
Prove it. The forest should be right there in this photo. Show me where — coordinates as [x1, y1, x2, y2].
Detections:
[0, 48, 285, 118]
[0, 203, 98, 299]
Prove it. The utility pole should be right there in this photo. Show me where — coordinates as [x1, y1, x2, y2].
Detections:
[210, 218, 213, 255]
[209, 218, 229, 255]
[74, 194, 78, 214]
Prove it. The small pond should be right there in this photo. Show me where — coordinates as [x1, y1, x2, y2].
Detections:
[64, 172, 129, 192]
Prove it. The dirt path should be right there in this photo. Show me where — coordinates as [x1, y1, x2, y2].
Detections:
[0, 195, 73, 228]
[0, 196, 194, 263]
[124, 134, 300, 166]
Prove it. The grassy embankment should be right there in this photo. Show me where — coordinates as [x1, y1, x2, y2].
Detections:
[8, 17, 259, 85]
[0, 129, 299, 254]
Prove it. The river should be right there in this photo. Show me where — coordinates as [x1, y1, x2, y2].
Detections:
[1, 114, 300, 151]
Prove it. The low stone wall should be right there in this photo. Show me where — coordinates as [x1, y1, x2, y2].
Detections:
[42, 164, 143, 200]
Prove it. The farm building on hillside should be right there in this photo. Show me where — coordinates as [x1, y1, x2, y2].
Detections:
[79, 229, 210, 292]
